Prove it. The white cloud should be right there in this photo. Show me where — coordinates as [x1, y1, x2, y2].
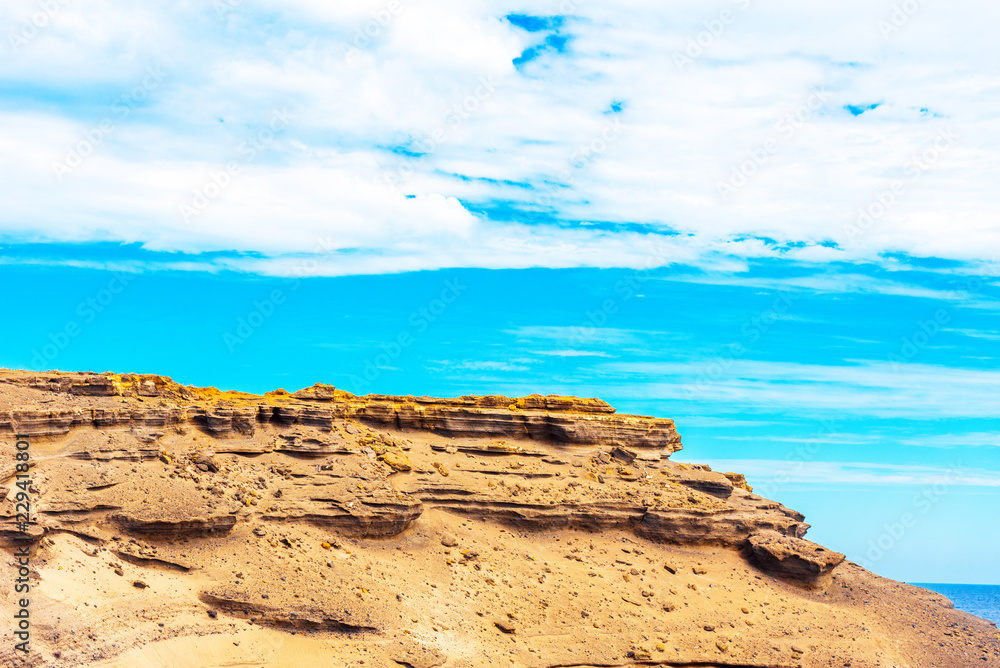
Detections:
[947, 328, 1000, 342]
[671, 417, 785, 428]
[714, 434, 881, 445]
[455, 360, 530, 372]
[2, 0, 999, 273]
[603, 359, 1000, 419]
[694, 459, 1000, 488]
[897, 433, 1000, 449]
[661, 272, 980, 302]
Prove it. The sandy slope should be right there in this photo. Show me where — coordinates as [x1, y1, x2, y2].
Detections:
[0, 370, 997, 667]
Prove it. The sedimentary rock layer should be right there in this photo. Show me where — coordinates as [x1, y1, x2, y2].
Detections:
[0, 373, 681, 451]
[0, 370, 996, 668]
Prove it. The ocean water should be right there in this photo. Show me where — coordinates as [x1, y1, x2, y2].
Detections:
[911, 583, 1000, 626]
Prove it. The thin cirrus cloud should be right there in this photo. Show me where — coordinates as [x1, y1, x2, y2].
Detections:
[603, 360, 1000, 419]
[896, 433, 1000, 449]
[662, 272, 991, 303]
[1, 0, 999, 275]
[456, 360, 531, 372]
[693, 459, 1000, 488]
[534, 349, 615, 358]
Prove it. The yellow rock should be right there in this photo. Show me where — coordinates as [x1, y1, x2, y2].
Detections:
[380, 451, 412, 472]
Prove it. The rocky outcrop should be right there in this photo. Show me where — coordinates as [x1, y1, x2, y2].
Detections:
[1, 370, 997, 668]
[112, 513, 238, 537]
[0, 372, 680, 451]
[744, 532, 846, 587]
[350, 400, 680, 449]
[0, 370, 790, 557]
[197, 592, 377, 632]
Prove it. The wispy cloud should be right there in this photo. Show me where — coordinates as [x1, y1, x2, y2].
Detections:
[664, 272, 978, 302]
[533, 349, 614, 358]
[671, 417, 786, 428]
[897, 433, 1000, 449]
[444, 359, 531, 372]
[714, 434, 881, 445]
[947, 328, 1000, 341]
[696, 459, 1000, 488]
[504, 326, 639, 345]
[603, 359, 1000, 419]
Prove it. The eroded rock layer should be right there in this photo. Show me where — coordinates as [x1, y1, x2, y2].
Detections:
[0, 374, 681, 451]
[0, 370, 996, 668]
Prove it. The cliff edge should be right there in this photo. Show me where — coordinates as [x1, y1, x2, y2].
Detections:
[0, 370, 997, 667]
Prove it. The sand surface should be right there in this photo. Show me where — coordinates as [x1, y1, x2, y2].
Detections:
[0, 370, 997, 667]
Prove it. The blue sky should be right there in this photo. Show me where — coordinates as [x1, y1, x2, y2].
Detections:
[1, 1, 998, 583]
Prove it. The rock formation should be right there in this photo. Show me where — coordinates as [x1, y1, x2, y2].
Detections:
[0, 370, 997, 667]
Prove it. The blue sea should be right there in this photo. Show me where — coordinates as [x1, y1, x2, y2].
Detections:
[912, 583, 1000, 626]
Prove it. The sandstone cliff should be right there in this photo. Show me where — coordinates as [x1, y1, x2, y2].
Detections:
[0, 370, 996, 668]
